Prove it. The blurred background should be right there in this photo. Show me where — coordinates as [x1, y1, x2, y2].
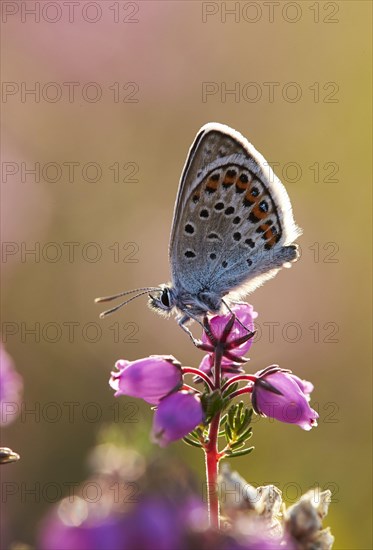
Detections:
[1, 1, 371, 548]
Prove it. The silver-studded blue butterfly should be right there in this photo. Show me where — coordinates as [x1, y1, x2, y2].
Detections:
[96, 123, 301, 330]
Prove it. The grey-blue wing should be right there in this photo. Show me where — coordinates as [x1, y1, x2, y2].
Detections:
[169, 123, 301, 301]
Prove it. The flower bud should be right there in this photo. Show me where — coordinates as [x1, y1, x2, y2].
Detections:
[251, 368, 318, 430]
[152, 391, 204, 447]
[110, 355, 182, 405]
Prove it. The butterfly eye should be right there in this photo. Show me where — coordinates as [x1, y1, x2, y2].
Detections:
[161, 289, 171, 308]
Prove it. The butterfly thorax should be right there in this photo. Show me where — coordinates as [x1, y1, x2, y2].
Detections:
[149, 284, 223, 318]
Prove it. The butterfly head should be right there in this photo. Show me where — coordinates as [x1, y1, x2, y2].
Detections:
[148, 285, 176, 315]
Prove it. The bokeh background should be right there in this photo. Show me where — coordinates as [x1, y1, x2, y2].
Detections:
[1, 1, 372, 548]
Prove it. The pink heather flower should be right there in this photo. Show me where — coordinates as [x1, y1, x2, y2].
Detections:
[291, 375, 314, 400]
[109, 355, 182, 405]
[251, 368, 318, 431]
[0, 344, 23, 426]
[202, 303, 257, 361]
[152, 391, 204, 447]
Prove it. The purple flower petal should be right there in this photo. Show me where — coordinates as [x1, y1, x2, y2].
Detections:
[252, 370, 318, 431]
[291, 375, 314, 399]
[152, 391, 204, 447]
[110, 355, 182, 405]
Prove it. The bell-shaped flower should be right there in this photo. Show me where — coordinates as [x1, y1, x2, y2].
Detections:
[152, 391, 204, 447]
[291, 375, 314, 400]
[110, 355, 182, 405]
[251, 367, 318, 431]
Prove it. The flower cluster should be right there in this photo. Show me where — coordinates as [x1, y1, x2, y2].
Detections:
[35, 303, 330, 547]
[109, 304, 318, 447]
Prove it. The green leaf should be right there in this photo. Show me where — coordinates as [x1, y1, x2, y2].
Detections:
[189, 430, 203, 441]
[227, 446, 255, 458]
[183, 436, 202, 448]
[236, 413, 252, 435]
[232, 401, 243, 429]
[227, 404, 236, 427]
[222, 382, 239, 398]
[236, 426, 253, 444]
[239, 404, 248, 423]
[230, 440, 245, 450]
[220, 414, 228, 426]
[201, 390, 225, 422]
[224, 421, 233, 442]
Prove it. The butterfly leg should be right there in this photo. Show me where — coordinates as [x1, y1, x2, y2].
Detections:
[177, 314, 203, 347]
[177, 312, 217, 349]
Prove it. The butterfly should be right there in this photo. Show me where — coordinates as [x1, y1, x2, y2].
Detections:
[96, 123, 301, 330]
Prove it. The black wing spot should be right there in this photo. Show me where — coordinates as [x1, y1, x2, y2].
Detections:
[227, 169, 237, 178]
[233, 216, 241, 225]
[214, 202, 224, 211]
[239, 173, 249, 183]
[233, 232, 241, 241]
[225, 206, 235, 215]
[243, 197, 254, 207]
[248, 212, 260, 223]
[210, 172, 220, 181]
[245, 239, 255, 248]
[251, 187, 259, 197]
[207, 233, 220, 240]
[185, 250, 196, 258]
[247, 259, 253, 266]
[222, 260, 228, 268]
[200, 209, 209, 218]
[184, 223, 195, 234]
[209, 253, 217, 260]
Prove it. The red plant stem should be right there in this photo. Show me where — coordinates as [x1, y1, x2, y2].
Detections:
[205, 413, 220, 529]
[181, 384, 201, 393]
[181, 367, 214, 390]
[221, 374, 257, 392]
[204, 345, 223, 529]
[228, 387, 253, 400]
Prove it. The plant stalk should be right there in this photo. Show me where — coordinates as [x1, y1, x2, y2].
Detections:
[204, 345, 223, 529]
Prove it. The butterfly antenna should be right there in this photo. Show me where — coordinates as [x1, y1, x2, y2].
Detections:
[98, 290, 153, 319]
[95, 287, 160, 304]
